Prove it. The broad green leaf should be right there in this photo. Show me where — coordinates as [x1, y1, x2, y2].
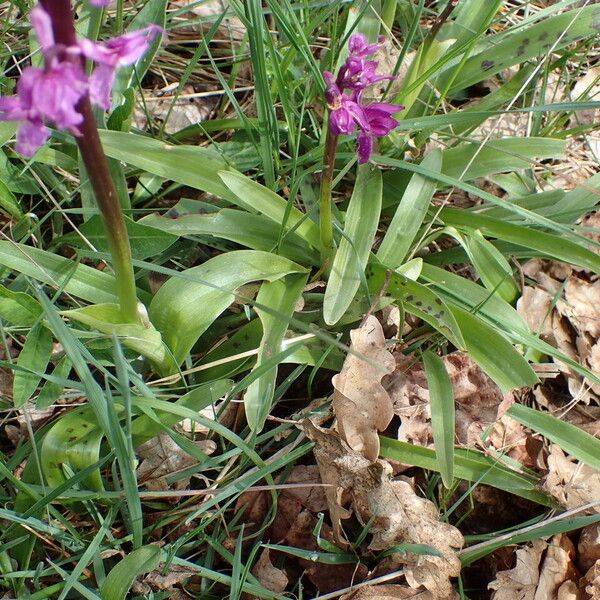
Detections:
[100, 545, 164, 600]
[41, 406, 106, 492]
[324, 166, 382, 325]
[423, 351, 455, 488]
[99, 130, 238, 202]
[440, 208, 600, 274]
[62, 303, 170, 370]
[141, 206, 318, 265]
[449, 305, 538, 392]
[442, 4, 600, 93]
[244, 273, 307, 431]
[367, 262, 466, 350]
[65, 215, 177, 260]
[378, 149, 441, 268]
[13, 322, 53, 408]
[219, 170, 321, 250]
[441, 138, 565, 182]
[379, 437, 552, 506]
[0, 241, 151, 305]
[148, 250, 306, 370]
[0, 284, 42, 326]
[465, 230, 519, 303]
[508, 404, 600, 471]
[36, 356, 72, 409]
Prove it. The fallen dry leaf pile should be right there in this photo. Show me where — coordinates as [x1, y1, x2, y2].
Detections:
[517, 212, 600, 407]
[303, 316, 464, 598]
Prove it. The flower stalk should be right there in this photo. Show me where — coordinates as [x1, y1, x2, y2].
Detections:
[319, 126, 338, 268]
[41, 0, 138, 322]
[319, 33, 403, 268]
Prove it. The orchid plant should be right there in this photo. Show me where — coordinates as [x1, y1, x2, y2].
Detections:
[319, 34, 403, 264]
[0, 0, 161, 323]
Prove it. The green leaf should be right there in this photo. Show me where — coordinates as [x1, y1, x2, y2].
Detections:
[66, 215, 177, 260]
[244, 273, 307, 431]
[41, 406, 106, 492]
[130, 380, 232, 447]
[13, 322, 53, 408]
[449, 305, 538, 392]
[324, 166, 382, 325]
[440, 208, 600, 274]
[442, 4, 600, 93]
[377, 149, 441, 268]
[465, 230, 520, 303]
[37, 356, 72, 410]
[368, 262, 466, 350]
[62, 303, 171, 370]
[0, 284, 42, 326]
[141, 206, 318, 265]
[423, 351, 455, 488]
[99, 130, 238, 202]
[0, 241, 151, 305]
[441, 138, 565, 181]
[100, 545, 164, 600]
[0, 178, 22, 219]
[508, 404, 600, 471]
[219, 170, 321, 250]
[148, 250, 306, 370]
[379, 437, 552, 506]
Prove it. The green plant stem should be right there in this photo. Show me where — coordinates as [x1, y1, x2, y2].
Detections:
[319, 127, 338, 270]
[41, 0, 139, 323]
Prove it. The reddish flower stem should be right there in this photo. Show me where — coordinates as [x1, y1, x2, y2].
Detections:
[40, 0, 139, 322]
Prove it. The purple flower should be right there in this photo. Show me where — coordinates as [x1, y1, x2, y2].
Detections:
[357, 103, 402, 164]
[347, 33, 380, 58]
[0, 4, 162, 156]
[79, 24, 162, 109]
[323, 34, 403, 163]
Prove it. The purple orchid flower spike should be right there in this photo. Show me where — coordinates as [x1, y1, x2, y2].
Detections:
[323, 34, 403, 163]
[0, 4, 162, 156]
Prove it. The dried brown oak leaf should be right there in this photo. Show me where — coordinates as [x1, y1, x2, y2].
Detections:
[251, 548, 288, 595]
[340, 585, 449, 599]
[578, 524, 600, 571]
[333, 315, 395, 461]
[543, 446, 600, 512]
[387, 352, 528, 461]
[488, 535, 579, 600]
[303, 421, 463, 598]
[137, 433, 216, 491]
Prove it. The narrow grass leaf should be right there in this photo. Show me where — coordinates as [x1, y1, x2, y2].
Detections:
[324, 166, 382, 325]
[423, 351, 455, 488]
[508, 404, 600, 471]
[379, 437, 552, 506]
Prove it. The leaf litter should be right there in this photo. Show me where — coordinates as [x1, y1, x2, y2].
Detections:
[300, 316, 464, 598]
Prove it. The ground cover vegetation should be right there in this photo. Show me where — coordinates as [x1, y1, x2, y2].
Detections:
[1, 0, 600, 597]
